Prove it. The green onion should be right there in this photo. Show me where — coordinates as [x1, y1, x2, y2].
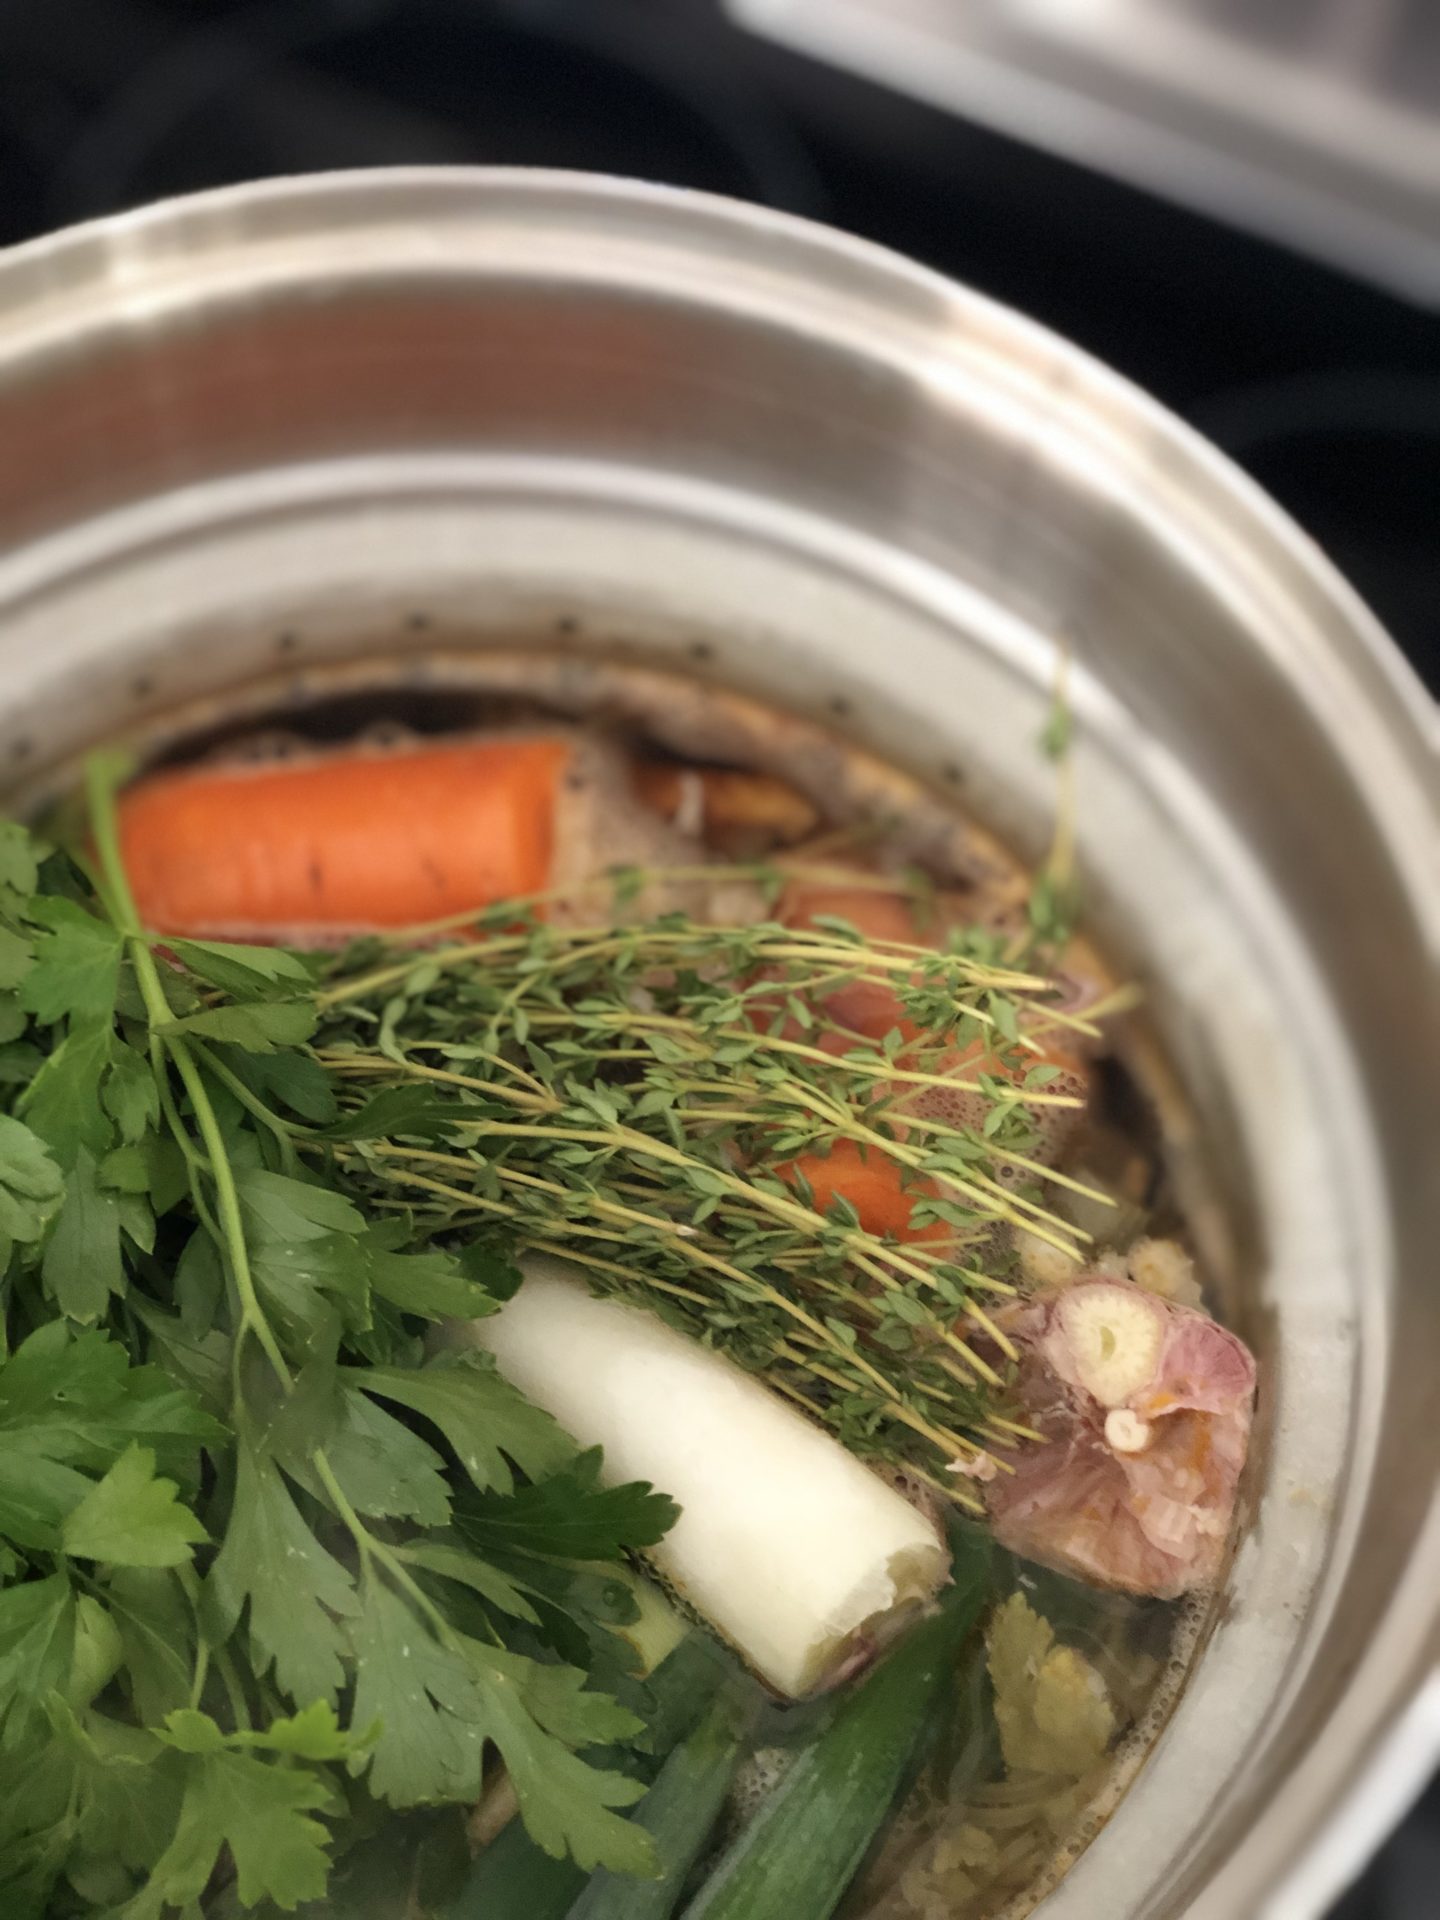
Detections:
[681, 1541, 991, 1920]
[568, 1685, 756, 1920]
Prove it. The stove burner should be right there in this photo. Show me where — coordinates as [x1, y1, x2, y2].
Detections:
[45, 0, 824, 226]
[1193, 370, 1440, 692]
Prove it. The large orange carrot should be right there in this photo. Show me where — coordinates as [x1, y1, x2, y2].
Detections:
[119, 737, 572, 941]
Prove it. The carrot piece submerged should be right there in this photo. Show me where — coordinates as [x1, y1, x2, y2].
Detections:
[780, 882, 930, 1044]
[783, 1139, 945, 1245]
[118, 736, 573, 941]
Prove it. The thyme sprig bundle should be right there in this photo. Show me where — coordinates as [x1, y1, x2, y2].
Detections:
[299, 897, 1109, 1500]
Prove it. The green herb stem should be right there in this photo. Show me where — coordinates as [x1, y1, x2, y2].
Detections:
[85, 756, 293, 1394]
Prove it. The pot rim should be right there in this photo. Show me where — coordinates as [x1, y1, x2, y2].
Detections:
[1, 162, 1435, 746]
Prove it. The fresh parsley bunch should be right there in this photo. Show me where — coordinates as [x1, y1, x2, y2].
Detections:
[0, 763, 677, 1919]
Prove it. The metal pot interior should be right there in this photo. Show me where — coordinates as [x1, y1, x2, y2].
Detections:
[0, 170, 1432, 1919]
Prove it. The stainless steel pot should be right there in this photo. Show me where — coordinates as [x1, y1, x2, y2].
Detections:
[0, 169, 1433, 1919]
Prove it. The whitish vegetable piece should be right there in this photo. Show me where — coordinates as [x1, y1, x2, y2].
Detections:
[876, 1595, 1116, 1920]
[978, 1280, 1255, 1598]
[453, 1256, 948, 1696]
[985, 1593, 1115, 1777]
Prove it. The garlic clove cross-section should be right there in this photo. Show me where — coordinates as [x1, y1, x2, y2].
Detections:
[1045, 1285, 1166, 1408]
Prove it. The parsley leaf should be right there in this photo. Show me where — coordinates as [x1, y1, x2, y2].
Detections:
[367, 1229, 498, 1322]
[401, 1539, 542, 1626]
[315, 1084, 463, 1141]
[125, 1732, 338, 1916]
[251, 1229, 371, 1345]
[0, 821, 38, 898]
[348, 1573, 651, 1874]
[42, 1148, 125, 1323]
[222, 1046, 338, 1124]
[497, 1645, 645, 1750]
[159, 1698, 357, 1761]
[168, 939, 315, 997]
[239, 1168, 364, 1241]
[0, 1112, 64, 1267]
[0, 1574, 75, 1743]
[53, 1699, 180, 1881]
[18, 1017, 115, 1163]
[0, 1322, 221, 1476]
[348, 1574, 484, 1807]
[0, 1327, 215, 1553]
[466, 1640, 652, 1874]
[236, 1171, 372, 1340]
[61, 1443, 208, 1567]
[161, 999, 318, 1053]
[238, 1698, 359, 1762]
[0, 1727, 77, 1920]
[348, 1352, 575, 1494]
[101, 1044, 160, 1144]
[0, 924, 34, 991]
[103, 1567, 195, 1725]
[205, 1437, 357, 1706]
[173, 1229, 225, 1340]
[0, 1451, 92, 1549]
[271, 1353, 453, 1528]
[18, 897, 123, 1025]
[0, 1738, 89, 1915]
[456, 1449, 678, 1560]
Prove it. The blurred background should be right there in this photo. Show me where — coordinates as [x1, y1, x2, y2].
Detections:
[0, 0, 1434, 1902]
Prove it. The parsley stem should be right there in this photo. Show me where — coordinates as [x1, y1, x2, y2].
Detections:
[82, 754, 147, 941]
[212, 1643, 254, 1732]
[149, 1040, 213, 1178]
[170, 1565, 251, 1727]
[187, 1631, 211, 1711]
[310, 1450, 467, 1647]
[176, 1564, 212, 1711]
[83, 755, 292, 1394]
[188, 1041, 302, 1170]
[167, 1031, 293, 1388]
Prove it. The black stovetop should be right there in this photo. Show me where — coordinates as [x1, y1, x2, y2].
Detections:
[2, 4, 1436, 1912]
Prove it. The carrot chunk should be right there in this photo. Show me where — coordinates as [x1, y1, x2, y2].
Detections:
[783, 1139, 945, 1244]
[780, 882, 928, 1043]
[119, 736, 572, 941]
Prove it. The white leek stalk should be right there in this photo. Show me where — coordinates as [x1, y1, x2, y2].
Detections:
[449, 1256, 948, 1697]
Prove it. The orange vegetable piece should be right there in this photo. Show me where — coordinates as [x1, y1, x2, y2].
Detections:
[782, 1139, 945, 1244]
[780, 882, 922, 949]
[119, 736, 573, 941]
[633, 762, 819, 850]
[781, 881, 930, 1043]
